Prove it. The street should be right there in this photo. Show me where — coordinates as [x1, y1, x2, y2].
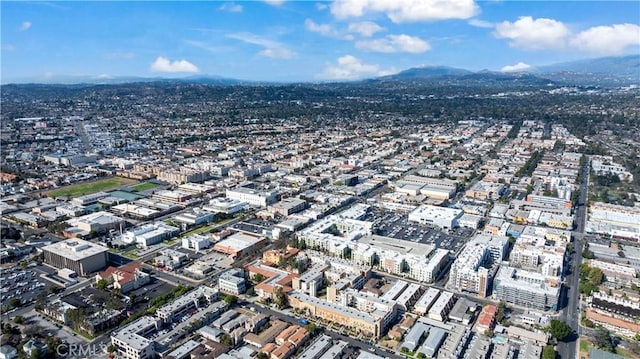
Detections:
[557, 156, 589, 359]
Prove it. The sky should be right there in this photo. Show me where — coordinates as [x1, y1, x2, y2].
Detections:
[1, 0, 639, 83]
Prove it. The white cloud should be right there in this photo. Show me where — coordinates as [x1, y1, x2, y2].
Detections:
[468, 18, 493, 28]
[318, 55, 395, 80]
[494, 16, 570, 50]
[316, 3, 328, 10]
[570, 23, 640, 56]
[304, 19, 354, 40]
[227, 32, 296, 59]
[219, 2, 243, 12]
[150, 56, 199, 73]
[501, 62, 531, 72]
[20, 21, 32, 31]
[330, 0, 479, 23]
[347, 21, 384, 37]
[356, 34, 430, 53]
[263, 0, 286, 6]
[258, 47, 297, 59]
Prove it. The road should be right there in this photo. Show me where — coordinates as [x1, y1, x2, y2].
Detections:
[246, 301, 402, 359]
[557, 156, 589, 359]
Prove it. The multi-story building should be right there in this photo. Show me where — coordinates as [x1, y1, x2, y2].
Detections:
[226, 187, 277, 207]
[288, 291, 396, 338]
[449, 235, 508, 298]
[42, 239, 108, 276]
[493, 266, 560, 311]
[181, 234, 210, 252]
[203, 197, 247, 214]
[269, 198, 309, 217]
[218, 269, 247, 295]
[155, 286, 219, 323]
[111, 316, 160, 359]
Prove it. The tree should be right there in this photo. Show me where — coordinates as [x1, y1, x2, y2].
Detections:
[547, 320, 573, 341]
[252, 273, 265, 283]
[542, 345, 556, 359]
[96, 279, 108, 290]
[593, 327, 614, 352]
[106, 345, 115, 353]
[304, 323, 317, 335]
[273, 287, 287, 309]
[246, 286, 255, 296]
[30, 347, 41, 359]
[222, 294, 238, 306]
[8, 298, 20, 308]
[417, 353, 426, 359]
[256, 353, 268, 359]
[13, 316, 24, 324]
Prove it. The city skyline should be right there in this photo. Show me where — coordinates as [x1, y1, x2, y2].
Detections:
[1, 0, 639, 83]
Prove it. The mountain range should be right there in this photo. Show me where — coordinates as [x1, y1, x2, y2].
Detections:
[4, 55, 639, 86]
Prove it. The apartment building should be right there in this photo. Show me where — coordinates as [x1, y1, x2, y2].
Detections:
[111, 316, 160, 359]
[493, 266, 560, 311]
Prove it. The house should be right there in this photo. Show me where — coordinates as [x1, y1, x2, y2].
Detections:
[96, 263, 150, 294]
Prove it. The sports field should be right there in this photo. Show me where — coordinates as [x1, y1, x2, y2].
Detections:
[48, 177, 137, 198]
[130, 182, 160, 192]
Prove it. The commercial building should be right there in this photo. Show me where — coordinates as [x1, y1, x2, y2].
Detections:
[121, 222, 180, 248]
[213, 232, 266, 259]
[203, 197, 247, 215]
[226, 187, 277, 207]
[408, 205, 463, 229]
[586, 202, 640, 241]
[269, 198, 309, 216]
[111, 316, 160, 359]
[67, 211, 125, 234]
[71, 192, 110, 206]
[181, 234, 211, 252]
[151, 190, 192, 203]
[493, 266, 560, 311]
[174, 210, 215, 226]
[218, 268, 247, 295]
[42, 239, 108, 276]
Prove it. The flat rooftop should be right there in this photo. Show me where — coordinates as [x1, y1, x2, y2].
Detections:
[42, 238, 108, 260]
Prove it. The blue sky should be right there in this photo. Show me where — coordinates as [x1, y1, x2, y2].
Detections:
[1, 1, 639, 83]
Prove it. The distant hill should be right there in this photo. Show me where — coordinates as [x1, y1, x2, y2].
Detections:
[380, 66, 472, 80]
[376, 55, 639, 85]
[534, 55, 640, 79]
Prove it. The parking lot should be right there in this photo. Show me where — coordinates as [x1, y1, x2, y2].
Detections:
[25, 310, 86, 345]
[1, 265, 51, 309]
[364, 211, 472, 253]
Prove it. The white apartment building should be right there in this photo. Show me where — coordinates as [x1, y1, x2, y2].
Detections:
[111, 316, 160, 359]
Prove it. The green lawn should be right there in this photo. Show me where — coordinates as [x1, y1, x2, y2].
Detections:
[48, 177, 136, 198]
[131, 182, 160, 192]
[182, 224, 216, 237]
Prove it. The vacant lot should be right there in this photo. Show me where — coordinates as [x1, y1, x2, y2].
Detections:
[48, 177, 137, 198]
